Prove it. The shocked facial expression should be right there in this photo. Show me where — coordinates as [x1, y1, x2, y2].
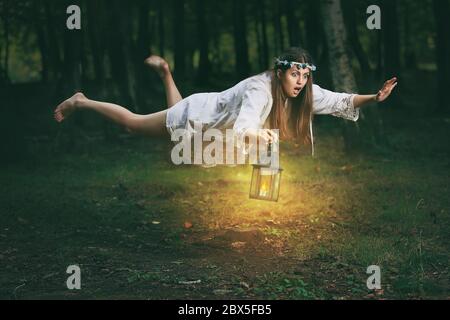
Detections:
[277, 66, 311, 98]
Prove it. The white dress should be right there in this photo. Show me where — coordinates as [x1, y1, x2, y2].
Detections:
[165, 71, 359, 156]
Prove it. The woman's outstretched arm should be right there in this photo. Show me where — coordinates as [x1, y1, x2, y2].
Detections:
[353, 77, 398, 108]
[312, 76, 398, 121]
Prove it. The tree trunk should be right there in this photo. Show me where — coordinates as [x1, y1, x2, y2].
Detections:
[79, 0, 90, 89]
[305, 0, 319, 58]
[381, 0, 401, 78]
[196, 0, 210, 84]
[254, 0, 264, 70]
[0, 41, 2, 83]
[54, 0, 85, 151]
[2, 2, 10, 82]
[158, 0, 165, 57]
[232, 0, 250, 80]
[286, 0, 300, 47]
[87, 0, 106, 93]
[87, 0, 117, 140]
[321, 0, 388, 151]
[341, 0, 371, 75]
[272, 0, 285, 53]
[380, 0, 401, 108]
[44, 0, 63, 83]
[376, 22, 383, 82]
[137, 0, 151, 61]
[122, 3, 139, 111]
[210, 20, 222, 74]
[62, 5, 82, 93]
[320, 1, 358, 92]
[258, 0, 269, 69]
[320, 0, 361, 152]
[304, 0, 332, 87]
[433, 0, 450, 113]
[173, 0, 185, 78]
[34, 1, 50, 83]
[254, 8, 265, 70]
[105, 0, 138, 111]
[403, 0, 417, 69]
[136, 0, 152, 112]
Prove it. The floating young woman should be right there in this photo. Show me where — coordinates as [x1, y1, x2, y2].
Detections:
[53, 47, 398, 163]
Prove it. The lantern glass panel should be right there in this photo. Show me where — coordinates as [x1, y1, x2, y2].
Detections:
[250, 165, 283, 202]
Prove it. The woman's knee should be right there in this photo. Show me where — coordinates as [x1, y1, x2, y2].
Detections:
[124, 115, 142, 134]
[124, 113, 166, 136]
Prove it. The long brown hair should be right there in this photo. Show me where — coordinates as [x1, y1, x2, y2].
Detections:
[269, 47, 314, 145]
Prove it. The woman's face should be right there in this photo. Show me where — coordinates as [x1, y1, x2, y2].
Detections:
[277, 66, 311, 98]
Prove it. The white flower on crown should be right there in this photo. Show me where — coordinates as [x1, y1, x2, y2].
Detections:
[275, 58, 317, 71]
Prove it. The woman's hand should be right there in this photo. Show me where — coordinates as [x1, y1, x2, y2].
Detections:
[375, 77, 398, 102]
[245, 128, 279, 144]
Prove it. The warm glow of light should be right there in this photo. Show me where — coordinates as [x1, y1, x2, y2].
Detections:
[259, 181, 269, 197]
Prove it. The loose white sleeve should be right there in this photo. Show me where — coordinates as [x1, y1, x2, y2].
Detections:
[233, 82, 271, 137]
[312, 84, 359, 121]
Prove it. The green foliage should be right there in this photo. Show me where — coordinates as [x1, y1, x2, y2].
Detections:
[252, 272, 321, 300]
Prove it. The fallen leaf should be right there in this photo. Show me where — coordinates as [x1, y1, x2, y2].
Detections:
[184, 221, 193, 229]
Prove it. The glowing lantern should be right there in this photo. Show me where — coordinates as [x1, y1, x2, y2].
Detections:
[249, 143, 283, 202]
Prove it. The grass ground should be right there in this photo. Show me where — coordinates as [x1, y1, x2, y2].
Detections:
[1, 104, 449, 300]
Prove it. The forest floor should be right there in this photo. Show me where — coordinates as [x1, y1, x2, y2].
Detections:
[1, 71, 450, 300]
[1, 106, 449, 300]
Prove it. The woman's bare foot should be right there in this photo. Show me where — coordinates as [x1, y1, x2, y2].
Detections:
[54, 92, 87, 123]
[144, 55, 170, 78]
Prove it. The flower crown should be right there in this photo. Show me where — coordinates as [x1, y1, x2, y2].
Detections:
[275, 58, 317, 71]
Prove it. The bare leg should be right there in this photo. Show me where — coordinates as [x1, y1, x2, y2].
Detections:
[54, 93, 169, 137]
[144, 55, 182, 108]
